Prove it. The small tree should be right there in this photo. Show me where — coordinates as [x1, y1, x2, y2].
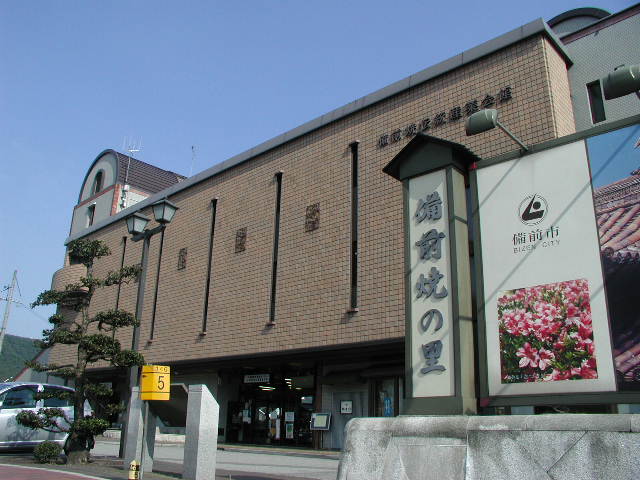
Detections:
[19, 239, 144, 464]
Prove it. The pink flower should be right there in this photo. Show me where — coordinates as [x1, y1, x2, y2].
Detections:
[516, 343, 539, 368]
[537, 348, 555, 370]
[502, 309, 533, 336]
[579, 358, 598, 379]
[565, 316, 582, 327]
[550, 369, 572, 381]
[499, 279, 596, 385]
[580, 311, 592, 326]
[578, 323, 593, 341]
[566, 303, 579, 318]
[569, 358, 598, 379]
[531, 319, 562, 342]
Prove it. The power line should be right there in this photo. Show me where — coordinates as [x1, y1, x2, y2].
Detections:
[0, 297, 50, 323]
[14, 274, 22, 299]
[0, 270, 17, 355]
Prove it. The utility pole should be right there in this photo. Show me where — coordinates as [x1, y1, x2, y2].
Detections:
[0, 270, 17, 355]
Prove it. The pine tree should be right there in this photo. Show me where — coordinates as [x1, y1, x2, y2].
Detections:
[18, 239, 144, 464]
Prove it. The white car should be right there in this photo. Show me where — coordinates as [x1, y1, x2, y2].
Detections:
[0, 382, 89, 450]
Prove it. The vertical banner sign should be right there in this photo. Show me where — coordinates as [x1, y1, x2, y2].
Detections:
[408, 169, 455, 397]
[476, 141, 616, 397]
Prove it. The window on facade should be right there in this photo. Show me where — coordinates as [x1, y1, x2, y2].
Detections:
[268, 172, 283, 326]
[349, 142, 359, 311]
[587, 80, 606, 124]
[202, 199, 218, 333]
[92, 171, 104, 195]
[87, 204, 95, 227]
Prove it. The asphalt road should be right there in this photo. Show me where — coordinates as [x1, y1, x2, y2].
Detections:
[93, 440, 340, 480]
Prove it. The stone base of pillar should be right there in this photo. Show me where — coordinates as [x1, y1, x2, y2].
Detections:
[337, 414, 640, 479]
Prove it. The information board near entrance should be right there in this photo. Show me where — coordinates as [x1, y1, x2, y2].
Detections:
[141, 365, 171, 401]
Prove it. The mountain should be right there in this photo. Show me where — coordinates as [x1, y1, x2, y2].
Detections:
[0, 334, 41, 381]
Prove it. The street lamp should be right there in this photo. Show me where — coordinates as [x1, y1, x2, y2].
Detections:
[151, 199, 178, 225]
[602, 64, 640, 100]
[125, 198, 178, 351]
[126, 212, 150, 236]
[121, 198, 178, 469]
[465, 108, 529, 152]
[127, 199, 178, 237]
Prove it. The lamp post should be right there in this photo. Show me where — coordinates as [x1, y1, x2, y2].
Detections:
[465, 108, 529, 151]
[126, 199, 178, 363]
[602, 64, 640, 100]
[121, 199, 178, 472]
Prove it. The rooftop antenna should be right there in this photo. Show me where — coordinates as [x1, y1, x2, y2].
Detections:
[190, 145, 197, 177]
[120, 137, 142, 210]
[122, 136, 143, 185]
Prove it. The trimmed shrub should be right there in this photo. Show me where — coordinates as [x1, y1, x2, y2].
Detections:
[34, 441, 62, 463]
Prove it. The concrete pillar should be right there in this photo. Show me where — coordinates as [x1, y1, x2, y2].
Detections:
[183, 384, 219, 480]
[123, 386, 157, 475]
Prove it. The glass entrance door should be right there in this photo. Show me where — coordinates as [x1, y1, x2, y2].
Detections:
[230, 369, 315, 446]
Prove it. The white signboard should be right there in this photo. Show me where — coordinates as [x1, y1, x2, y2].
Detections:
[476, 141, 616, 396]
[243, 374, 270, 384]
[408, 169, 455, 398]
[340, 400, 353, 414]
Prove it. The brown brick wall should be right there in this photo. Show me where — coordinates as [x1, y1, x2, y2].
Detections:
[50, 34, 575, 367]
[51, 264, 86, 291]
[543, 38, 577, 138]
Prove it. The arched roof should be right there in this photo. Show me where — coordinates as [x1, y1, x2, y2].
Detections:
[78, 149, 185, 204]
[547, 7, 611, 36]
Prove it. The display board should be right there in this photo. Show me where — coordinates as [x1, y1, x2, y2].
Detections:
[476, 140, 616, 397]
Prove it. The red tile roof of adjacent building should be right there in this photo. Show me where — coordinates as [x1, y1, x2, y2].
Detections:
[595, 172, 640, 263]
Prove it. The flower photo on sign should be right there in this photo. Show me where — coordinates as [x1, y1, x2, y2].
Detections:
[498, 279, 597, 384]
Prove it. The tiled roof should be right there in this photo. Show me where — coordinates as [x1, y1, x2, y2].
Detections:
[113, 151, 185, 194]
[595, 172, 640, 264]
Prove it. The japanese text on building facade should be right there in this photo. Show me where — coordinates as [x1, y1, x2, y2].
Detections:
[414, 191, 448, 375]
[378, 86, 512, 148]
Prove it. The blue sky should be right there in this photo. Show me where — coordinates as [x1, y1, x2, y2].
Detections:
[0, 0, 635, 339]
[587, 124, 640, 188]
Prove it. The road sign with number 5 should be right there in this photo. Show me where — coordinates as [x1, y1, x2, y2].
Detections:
[141, 365, 170, 400]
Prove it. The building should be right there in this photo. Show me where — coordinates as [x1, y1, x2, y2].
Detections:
[48, 5, 639, 449]
[595, 157, 640, 391]
[549, 5, 640, 131]
[70, 149, 185, 236]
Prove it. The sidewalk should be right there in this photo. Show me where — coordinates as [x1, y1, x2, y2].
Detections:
[101, 430, 340, 459]
[0, 464, 110, 480]
[216, 442, 340, 460]
[0, 460, 305, 480]
[0, 453, 336, 480]
[0, 460, 175, 480]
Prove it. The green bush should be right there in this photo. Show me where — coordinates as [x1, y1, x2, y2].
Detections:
[33, 441, 62, 463]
